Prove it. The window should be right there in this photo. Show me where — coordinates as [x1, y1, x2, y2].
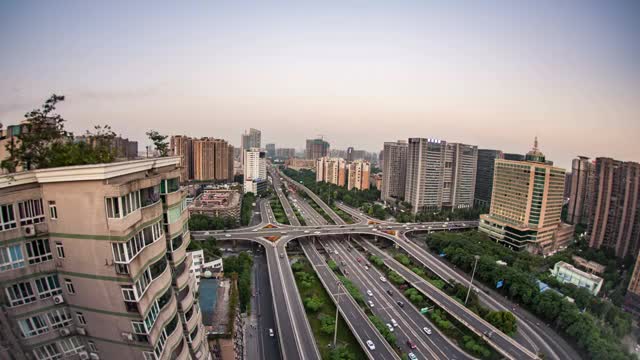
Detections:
[105, 191, 141, 219]
[88, 341, 97, 352]
[189, 325, 199, 342]
[18, 199, 45, 225]
[48, 201, 58, 220]
[154, 328, 168, 359]
[144, 301, 161, 331]
[55, 242, 65, 258]
[0, 244, 24, 271]
[26, 238, 53, 264]
[6, 281, 36, 306]
[111, 221, 163, 263]
[0, 204, 17, 231]
[115, 263, 130, 275]
[64, 279, 75, 294]
[76, 312, 86, 325]
[58, 337, 84, 355]
[47, 308, 72, 329]
[33, 343, 61, 360]
[35, 274, 61, 299]
[18, 314, 49, 337]
[121, 285, 137, 302]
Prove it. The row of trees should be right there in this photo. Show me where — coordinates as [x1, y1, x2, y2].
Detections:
[186, 236, 222, 261]
[188, 214, 239, 231]
[241, 192, 256, 226]
[223, 252, 253, 312]
[424, 231, 634, 360]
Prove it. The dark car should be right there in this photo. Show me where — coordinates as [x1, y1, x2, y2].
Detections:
[387, 290, 393, 296]
[406, 340, 417, 349]
[397, 301, 404, 307]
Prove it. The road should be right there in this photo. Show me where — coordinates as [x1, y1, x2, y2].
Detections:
[357, 237, 539, 360]
[322, 236, 471, 360]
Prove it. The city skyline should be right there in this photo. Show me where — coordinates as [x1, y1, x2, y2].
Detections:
[2, 1, 640, 169]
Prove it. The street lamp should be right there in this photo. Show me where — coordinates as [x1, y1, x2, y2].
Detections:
[333, 281, 344, 348]
[465, 255, 480, 305]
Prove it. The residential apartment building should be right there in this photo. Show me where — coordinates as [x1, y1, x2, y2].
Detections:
[305, 139, 330, 160]
[243, 148, 266, 195]
[479, 139, 572, 255]
[170, 135, 194, 182]
[381, 141, 407, 203]
[192, 138, 234, 182]
[240, 128, 261, 152]
[0, 157, 209, 360]
[474, 149, 503, 208]
[275, 148, 295, 159]
[315, 157, 346, 187]
[588, 158, 640, 259]
[265, 144, 276, 159]
[404, 138, 478, 213]
[347, 160, 370, 191]
[567, 156, 595, 225]
[624, 254, 640, 317]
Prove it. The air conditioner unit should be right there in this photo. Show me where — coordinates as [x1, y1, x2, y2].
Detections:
[76, 327, 87, 335]
[89, 353, 100, 360]
[121, 332, 133, 341]
[52, 295, 65, 304]
[78, 351, 90, 360]
[22, 224, 36, 237]
[59, 328, 71, 336]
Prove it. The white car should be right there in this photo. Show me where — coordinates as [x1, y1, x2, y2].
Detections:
[252, 229, 258, 232]
[423, 327, 432, 335]
[386, 323, 394, 332]
[269, 328, 274, 337]
[314, 231, 321, 234]
[367, 300, 374, 308]
[225, 234, 231, 237]
[408, 353, 418, 360]
[366, 340, 375, 350]
[364, 266, 369, 270]
[204, 231, 210, 235]
[379, 276, 387, 282]
[304, 230, 309, 233]
[391, 318, 398, 327]
[366, 290, 373, 297]
[368, 225, 374, 228]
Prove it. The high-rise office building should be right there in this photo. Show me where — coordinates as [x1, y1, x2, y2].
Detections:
[503, 153, 525, 161]
[170, 135, 194, 181]
[624, 254, 640, 317]
[0, 157, 209, 360]
[243, 148, 267, 194]
[240, 128, 261, 151]
[275, 148, 296, 159]
[192, 138, 234, 182]
[380, 141, 407, 203]
[315, 157, 346, 187]
[305, 139, 330, 160]
[567, 156, 595, 225]
[347, 160, 370, 191]
[265, 144, 276, 159]
[479, 138, 572, 255]
[474, 149, 504, 208]
[404, 138, 478, 213]
[588, 158, 640, 258]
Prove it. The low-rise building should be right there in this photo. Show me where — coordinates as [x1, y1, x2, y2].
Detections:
[571, 256, 605, 275]
[189, 189, 241, 220]
[188, 250, 223, 286]
[284, 158, 315, 171]
[551, 261, 604, 295]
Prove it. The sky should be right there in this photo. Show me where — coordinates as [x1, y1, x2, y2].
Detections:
[1, 0, 639, 169]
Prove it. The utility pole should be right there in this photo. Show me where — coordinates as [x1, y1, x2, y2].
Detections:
[465, 255, 480, 305]
[333, 281, 342, 348]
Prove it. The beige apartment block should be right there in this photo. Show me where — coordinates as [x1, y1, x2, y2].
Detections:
[347, 160, 370, 191]
[0, 157, 210, 360]
[315, 157, 346, 187]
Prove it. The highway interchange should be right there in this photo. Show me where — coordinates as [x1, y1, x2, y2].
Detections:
[191, 166, 580, 360]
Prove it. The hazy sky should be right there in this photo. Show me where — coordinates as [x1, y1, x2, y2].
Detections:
[1, 0, 639, 169]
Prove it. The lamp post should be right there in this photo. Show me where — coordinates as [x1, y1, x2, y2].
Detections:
[333, 281, 343, 348]
[465, 255, 480, 305]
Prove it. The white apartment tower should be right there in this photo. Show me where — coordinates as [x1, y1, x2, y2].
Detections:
[243, 148, 266, 194]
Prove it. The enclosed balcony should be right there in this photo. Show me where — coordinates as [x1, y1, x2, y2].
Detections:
[176, 284, 195, 313]
[172, 255, 192, 290]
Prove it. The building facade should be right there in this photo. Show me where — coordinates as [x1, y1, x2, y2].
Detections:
[265, 144, 276, 159]
[550, 261, 604, 296]
[170, 135, 194, 182]
[380, 141, 408, 203]
[243, 148, 266, 195]
[567, 156, 595, 225]
[240, 129, 261, 152]
[275, 148, 295, 159]
[192, 138, 234, 182]
[479, 139, 571, 255]
[315, 157, 346, 187]
[305, 139, 330, 160]
[588, 158, 640, 258]
[404, 138, 477, 213]
[347, 160, 370, 191]
[0, 157, 209, 360]
[474, 149, 503, 208]
[624, 254, 640, 317]
[188, 189, 241, 221]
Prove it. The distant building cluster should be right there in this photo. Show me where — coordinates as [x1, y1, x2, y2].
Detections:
[170, 135, 234, 183]
[315, 157, 371, 191]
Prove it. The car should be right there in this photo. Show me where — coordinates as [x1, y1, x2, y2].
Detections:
[314, 231, 321, 234]
[386, 323, 394, 332]
[397, 301, 404, 307]
[408, 353, 418, 360]
[204, 231, 210, 236]
[252, 229, 258, 232]
[413, 227, 419, 230]
[279, 253, 284, 258]
[368, 225, 374, 228]
[406, 340, 417, 349]
[225, 234, 231, 237]
[387, 289, 393, 296]
[423, 327, 432, 335]
[366, 340, 375, 350]
[367, 300, 374, 308]
[341, 261, 346, 266]
[387, 226, 393, 229]
[356, 257, 362, 263]
[304, 230, 309, 233]
[380, 276, 387, 282]
[391, 318, 398, 327]
[364, 266, 369, 270]
[269, 328, 274, 337]
[344, 270, 349, 275]
[366, 290, 373, 297]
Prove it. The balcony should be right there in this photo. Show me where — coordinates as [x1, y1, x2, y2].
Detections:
[19, 324, 77, 348]
[171, 338, 191, 360]
[137, 264, 172, 317]
[127, 234, 167, 279]
[168, 232, 190, 265]
[184, 303, 201, 334]
[188, 325, 204, 353]
[140, 199, 163, 224]
[0, 221, 48, 243]
[173, 256, 192, 290]
[159, 312, 183, 360]
[148, 294, 178, 347]
[166, 207, 188, 237]
[177, 285, 195, 313]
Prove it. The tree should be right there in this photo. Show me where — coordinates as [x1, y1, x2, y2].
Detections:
[304, 295, 324, 312]
[319, 314, 336, 335]
[146, 129, 169, 156]
[484, 311, 517, 336]
[2, 94, 68, 172]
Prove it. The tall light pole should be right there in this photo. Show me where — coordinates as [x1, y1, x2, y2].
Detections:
[333, 281, 343, 348]
[465, 255, 480, 305]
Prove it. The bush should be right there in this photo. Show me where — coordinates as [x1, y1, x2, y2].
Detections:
[304, 295, 325, 312]
[387, 270, 406, 285]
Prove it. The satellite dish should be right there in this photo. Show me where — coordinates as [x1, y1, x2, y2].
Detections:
[204, 270, 212, 278]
